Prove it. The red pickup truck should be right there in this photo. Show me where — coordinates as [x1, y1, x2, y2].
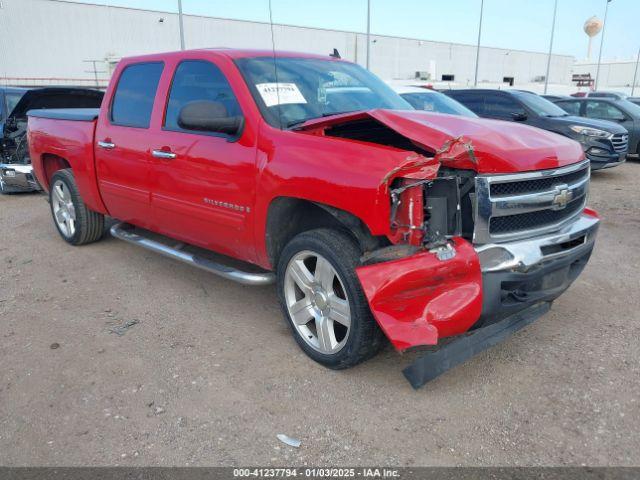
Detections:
[27, 49, 599, 387]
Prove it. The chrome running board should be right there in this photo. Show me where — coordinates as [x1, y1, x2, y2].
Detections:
[110, 222, 275, 286]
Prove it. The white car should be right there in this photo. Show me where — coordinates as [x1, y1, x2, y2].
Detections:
[393, 86, 477, 117]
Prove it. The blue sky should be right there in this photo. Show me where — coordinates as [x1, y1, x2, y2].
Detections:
[64, 0, 639, 60]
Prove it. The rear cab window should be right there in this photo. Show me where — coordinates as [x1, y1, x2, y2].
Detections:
[110, 62, 164, 128]
[163, 60, 242, 136]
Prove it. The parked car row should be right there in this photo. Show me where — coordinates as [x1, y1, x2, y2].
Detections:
[444, 89, 629, 170]
[550, 96, 640, 159]
[388, 84, 634, 171]
[0, 87, 103, 193]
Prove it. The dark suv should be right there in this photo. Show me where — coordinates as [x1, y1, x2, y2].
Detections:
[445, 89, 628, 170]
[551, 97, 640, 159]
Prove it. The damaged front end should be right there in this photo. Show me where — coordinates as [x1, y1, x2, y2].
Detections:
[1, 121, 40, 193]
[357, 134, 484, 353]
[297, 109, 599, 388]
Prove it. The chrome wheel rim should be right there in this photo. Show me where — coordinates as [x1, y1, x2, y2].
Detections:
[51, 179, 76, 238]
[284, 251, 351, 354]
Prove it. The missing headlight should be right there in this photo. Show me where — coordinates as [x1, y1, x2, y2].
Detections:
[423, 177, 462, 245]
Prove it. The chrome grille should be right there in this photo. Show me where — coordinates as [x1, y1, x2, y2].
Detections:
[474, 160, 590, 244]
[611, 133, 629, 153]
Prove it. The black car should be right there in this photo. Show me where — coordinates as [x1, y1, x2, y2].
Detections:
[0, 87, 103, 193]
[445, 89, 628, 170]
[551, 96, 640, 159]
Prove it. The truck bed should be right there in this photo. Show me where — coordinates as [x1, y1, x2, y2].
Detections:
[27, 108, 100, 122]
[27, 110, 107, 215]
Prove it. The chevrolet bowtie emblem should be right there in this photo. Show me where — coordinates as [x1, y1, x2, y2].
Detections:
[552, 184, 573, 210]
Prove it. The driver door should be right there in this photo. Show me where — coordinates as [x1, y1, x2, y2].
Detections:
[150, 59, 257, 261]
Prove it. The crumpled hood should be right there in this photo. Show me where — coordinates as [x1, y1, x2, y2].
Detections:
[297, 109, 585, 174]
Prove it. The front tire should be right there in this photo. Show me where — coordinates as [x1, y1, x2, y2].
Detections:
[49, 169, 104, 245]
[277, 228, 385, 369]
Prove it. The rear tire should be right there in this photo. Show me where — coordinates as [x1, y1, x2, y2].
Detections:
[277, 228, 385, 369]
[49, 169, 104, 245]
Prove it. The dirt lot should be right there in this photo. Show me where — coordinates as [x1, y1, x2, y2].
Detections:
[1, 162, 639, 467]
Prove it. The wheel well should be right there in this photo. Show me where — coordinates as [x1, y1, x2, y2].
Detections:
[265, 197, 386, 267]
[41, 154, 71, 189]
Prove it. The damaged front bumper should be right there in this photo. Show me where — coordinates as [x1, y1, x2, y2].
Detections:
[0, 163, 41, 193]
[357, 211, 599, 388]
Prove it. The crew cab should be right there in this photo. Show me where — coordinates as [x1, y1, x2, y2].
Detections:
[27, 50, 599, 388]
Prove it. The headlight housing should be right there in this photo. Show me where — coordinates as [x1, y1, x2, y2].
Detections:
[569, 125, 611, 138]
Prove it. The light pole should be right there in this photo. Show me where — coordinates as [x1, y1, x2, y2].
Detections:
[473, 0, 484, 87]
[366, 0, 371, 69]
[594, 0, 612, 91]
[632, 47, 640, 96]
[178, 0, 185, 50]
[544, 0, 558, 94]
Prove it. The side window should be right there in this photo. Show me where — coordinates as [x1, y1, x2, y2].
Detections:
[453, 94, 485, 114]
[585, 101, 626, 121]
[111, 62, 164, 128]
[556, 101, 581, 116]
[164, 60, 242, 134]
[484, 95, 525, 119]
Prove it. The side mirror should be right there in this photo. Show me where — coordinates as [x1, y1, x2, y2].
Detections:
[177, 101, 243, 137]
[512, 112, 528, 121]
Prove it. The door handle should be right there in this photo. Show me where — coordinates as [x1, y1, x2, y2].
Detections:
[97, 141, 115, 149]
[152, 149, 177, 160]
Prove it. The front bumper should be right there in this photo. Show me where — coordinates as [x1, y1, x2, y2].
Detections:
[475, 213, 598, 327]
[402, 211, 599, 388]
[586, 150, 626, 170]
[0, 163, 41, 192]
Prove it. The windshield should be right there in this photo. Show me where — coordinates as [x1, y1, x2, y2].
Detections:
[235, 57, 412, 128]
[512, 91, 569, 117]
[4, 92, 26, 117]
[618, 99, 640, 117]
[401, 91, 477, 117]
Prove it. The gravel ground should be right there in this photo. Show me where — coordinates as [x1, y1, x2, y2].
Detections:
[0, 162, 639, 467]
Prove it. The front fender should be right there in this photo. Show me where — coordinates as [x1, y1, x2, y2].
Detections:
[356, 237, 483, 351]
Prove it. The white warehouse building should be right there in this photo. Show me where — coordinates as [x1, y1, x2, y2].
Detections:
[0, 0, 576, 89]
[572, 60, 640, 94]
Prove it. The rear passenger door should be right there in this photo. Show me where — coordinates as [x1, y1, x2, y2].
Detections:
[585, 100, 627, 123]
[450, 93, 486, 116]
[95, 62, 164, 227]
[483, 93, 527, 122]
[555, 100, 583, 117]
[150, 59, 257, 261]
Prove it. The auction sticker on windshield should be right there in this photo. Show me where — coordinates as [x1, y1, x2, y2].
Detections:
[256, 83, 307, 107]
